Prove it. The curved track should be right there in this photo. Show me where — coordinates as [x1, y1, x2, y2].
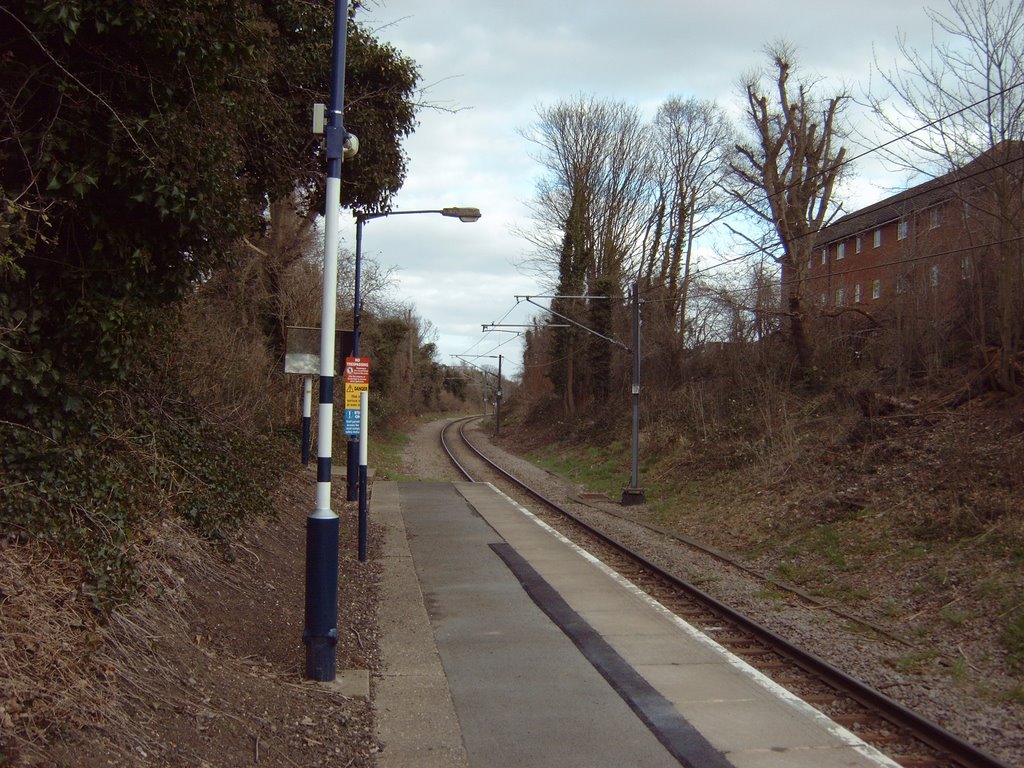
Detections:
[440, 416, 1012, 768]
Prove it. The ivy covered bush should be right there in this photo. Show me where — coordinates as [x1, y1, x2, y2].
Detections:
[0, 0, 420, 598]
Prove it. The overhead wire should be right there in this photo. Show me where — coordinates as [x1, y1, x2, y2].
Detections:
[687, 79, 1024, 283]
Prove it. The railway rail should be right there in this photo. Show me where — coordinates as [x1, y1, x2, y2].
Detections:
[439, 415, 1012, 768]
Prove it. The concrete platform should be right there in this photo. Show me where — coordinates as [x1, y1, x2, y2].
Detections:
[373, 481, 901, 768]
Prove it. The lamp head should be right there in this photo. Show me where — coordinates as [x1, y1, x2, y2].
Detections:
[343, 133, 359, 160]
[441, 206, 482, 223]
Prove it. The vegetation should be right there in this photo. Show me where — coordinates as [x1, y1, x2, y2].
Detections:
[507, 0, 1024, 699]
[0, 0, 431, 599]
[0, 4, 479, 759]
[1, 0, 1022, 759]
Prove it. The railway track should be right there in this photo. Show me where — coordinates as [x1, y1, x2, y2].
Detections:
[440, 415, 1012, 768]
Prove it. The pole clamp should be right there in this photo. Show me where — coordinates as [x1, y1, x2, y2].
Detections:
[325, 124, 345, 160]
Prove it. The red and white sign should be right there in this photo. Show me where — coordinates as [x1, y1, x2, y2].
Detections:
[344, 357, 370, 385]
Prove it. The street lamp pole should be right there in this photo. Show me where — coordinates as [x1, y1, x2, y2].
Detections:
[304, 0, 355, 682]
[345, 207, 482, 502]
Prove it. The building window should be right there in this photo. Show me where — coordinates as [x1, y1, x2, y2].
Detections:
[836, 287, 845, 305]
[821, 247, 827, 265]
[929, 206, 941, 229]
[820, 293, 827, 306]
[873, 228, 882, 248]
[855, 235, 862, 254]
[930, 264, 940, 287]
[837, 242, 845, 260]
[897, 218, 908, 240]
[854, 284, 862, 303]
[872, 279, 881, 300]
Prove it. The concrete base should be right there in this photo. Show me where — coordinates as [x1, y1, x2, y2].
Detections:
[620, 486, 647, 505]
[321, 668, 369, 698]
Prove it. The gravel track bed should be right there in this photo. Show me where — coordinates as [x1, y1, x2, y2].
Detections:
[401, 416, 1022, 765]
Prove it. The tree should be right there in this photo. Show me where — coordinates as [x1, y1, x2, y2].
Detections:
[871, 0, 1024, 389]
[642, 97, 735, 377]
[729, 44, 848, 370]
[522, 95, 649, 414]
[644, 98, 734, 309]
[0, 0, 419, 424]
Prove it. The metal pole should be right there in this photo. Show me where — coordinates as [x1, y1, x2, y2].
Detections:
[343, 208, 476, 502]
[496, 354, 503, 436]
[622, 282, 645, 505]
[346, 216, 364, 502]
[301, 376, 312, 466]
[630, 282, 640, 489]
[304, 0, 348, 682]
[357, 389, 369, 562]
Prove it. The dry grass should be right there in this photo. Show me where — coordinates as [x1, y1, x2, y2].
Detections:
[0, 517, 227, 765]
[159, 293, 288, 434]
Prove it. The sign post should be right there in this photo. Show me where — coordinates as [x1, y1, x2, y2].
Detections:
[343, 357, 371, 560]
[343, 357, 369, 437]
[358, 389, 369, 561]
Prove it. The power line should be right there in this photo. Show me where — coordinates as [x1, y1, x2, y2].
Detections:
[657, 149, 1024, 292]
[644, 232, 1024, 304]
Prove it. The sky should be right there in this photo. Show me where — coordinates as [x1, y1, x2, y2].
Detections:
[340, 0, 948, 377]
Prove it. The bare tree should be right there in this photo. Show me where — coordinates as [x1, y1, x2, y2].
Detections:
[871, 0, 1024, 389]
[729, 44, 848, 370]
[643, 97, 735, 320]
[523, 95, 651, 293]
[521, 95, 651, 414]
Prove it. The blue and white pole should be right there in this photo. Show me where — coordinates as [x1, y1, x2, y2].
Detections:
[304, 0, 352, 682]
[301, 375, 312, 466]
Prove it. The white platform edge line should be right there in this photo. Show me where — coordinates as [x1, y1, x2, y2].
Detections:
[463, 482, 902, 768]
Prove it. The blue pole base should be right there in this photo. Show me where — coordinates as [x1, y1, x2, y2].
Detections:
[303, 514, 340, 681]
[358, 464, 369, 562]
[346, 438, 359, 501]
[304, 634, 338, 680]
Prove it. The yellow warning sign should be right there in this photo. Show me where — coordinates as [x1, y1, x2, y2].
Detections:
[344, 382, 368, 408]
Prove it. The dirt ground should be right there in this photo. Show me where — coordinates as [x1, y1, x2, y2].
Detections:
[1, 464, 383, 768]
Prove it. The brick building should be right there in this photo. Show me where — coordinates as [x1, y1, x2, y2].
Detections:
[809, 142, 1024, 317]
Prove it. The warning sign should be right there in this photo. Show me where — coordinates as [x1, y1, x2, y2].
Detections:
[343, 408, 360, 435]
[343, 357, 369, 436]
[344, 357, 370, 384]
[344, 383, 368, 408]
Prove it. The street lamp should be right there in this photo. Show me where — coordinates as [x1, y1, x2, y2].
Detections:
[305, 0, 352, 684]
[345, 207, 482, 502]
